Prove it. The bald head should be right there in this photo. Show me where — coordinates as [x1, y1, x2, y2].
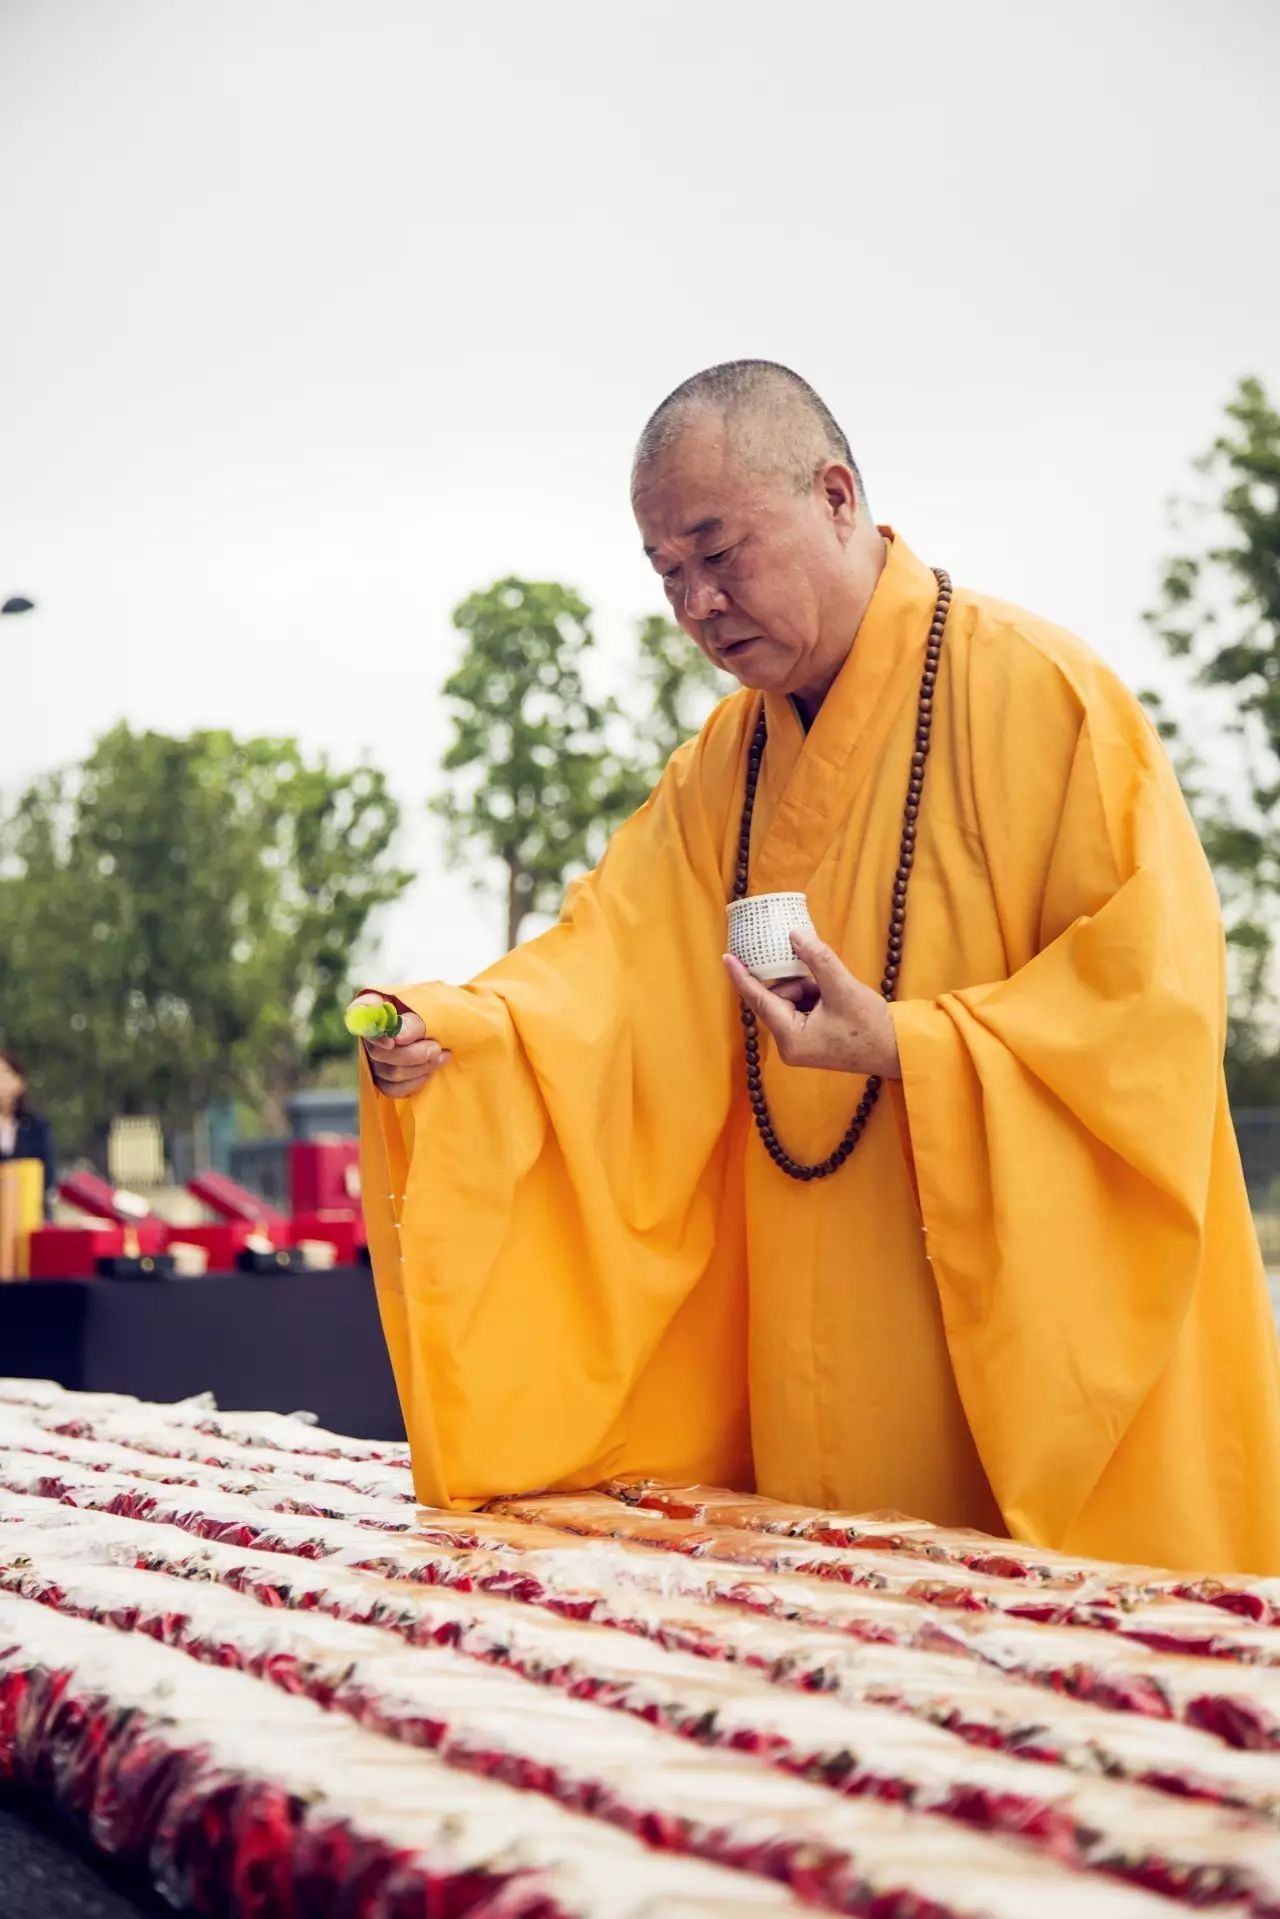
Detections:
[631, 360, 886, 713]
[632, 360, 867, 508]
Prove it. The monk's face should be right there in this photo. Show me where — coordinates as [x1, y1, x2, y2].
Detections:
[633, 418, 863, 701]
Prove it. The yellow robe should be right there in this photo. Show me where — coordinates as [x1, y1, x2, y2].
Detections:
[362, 531, 1280, 1574]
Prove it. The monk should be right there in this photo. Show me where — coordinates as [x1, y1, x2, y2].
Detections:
[354, 360, 1280, 1574]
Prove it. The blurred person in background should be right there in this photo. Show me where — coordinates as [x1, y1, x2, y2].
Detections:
[0, 1050, 57, 1219]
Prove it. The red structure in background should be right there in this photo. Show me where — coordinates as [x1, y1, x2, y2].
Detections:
[27, 1223, 136, 1279]
[24, 1142, 365, 1279]
[28, 1174, 169, 1278]
[287, 1139, 366, 1265]
[174, 1172, 292, 1271]
[288, 1139, 360, 1214]
[188, 1171, 291, 1233]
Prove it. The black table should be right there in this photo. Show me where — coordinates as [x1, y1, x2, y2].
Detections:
[0, 1265, 404, 1440]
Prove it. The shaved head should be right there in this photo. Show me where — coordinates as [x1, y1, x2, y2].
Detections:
[631, 359, 886, 713]
[632, 360, 867, 507]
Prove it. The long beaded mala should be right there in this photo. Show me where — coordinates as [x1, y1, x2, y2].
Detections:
[732, 568, 953, 1181]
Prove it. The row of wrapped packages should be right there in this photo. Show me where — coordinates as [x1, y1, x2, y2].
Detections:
[1, 1377, 1279, 1917]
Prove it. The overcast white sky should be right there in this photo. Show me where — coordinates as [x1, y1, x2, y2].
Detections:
[3, 0, 1278, 983]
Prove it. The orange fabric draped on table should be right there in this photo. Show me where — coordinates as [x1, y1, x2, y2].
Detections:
[361, 532, 1280, 1574]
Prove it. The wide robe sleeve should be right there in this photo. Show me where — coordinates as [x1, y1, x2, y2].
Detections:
[891, 621, 1280, 1570]
[359, 702, 756, 1510]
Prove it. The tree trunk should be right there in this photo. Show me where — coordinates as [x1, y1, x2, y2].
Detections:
[505, 856, 527, 951]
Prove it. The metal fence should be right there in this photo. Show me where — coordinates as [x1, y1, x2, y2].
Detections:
[170, 1091, 362, 1209]
[227, 1139, 291, 1209]
[141, 1101, 1280, 1216]
[1234, 1109, 1280, 1210]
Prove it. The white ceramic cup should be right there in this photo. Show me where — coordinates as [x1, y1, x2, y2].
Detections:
[727, 891, 817, 982]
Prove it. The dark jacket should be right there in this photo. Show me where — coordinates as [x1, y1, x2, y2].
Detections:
[0, 1111, 57, 1218]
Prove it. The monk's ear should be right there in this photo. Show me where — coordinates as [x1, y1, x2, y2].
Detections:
[819, 462, 860, 539]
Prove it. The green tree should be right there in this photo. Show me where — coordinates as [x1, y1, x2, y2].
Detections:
[605, 613, 727, 814]
[0, 726, 411, 1161]
[1143, 376, 1280, 1095]
[431, 578, 621, 949]
[432, 581, 725, 949]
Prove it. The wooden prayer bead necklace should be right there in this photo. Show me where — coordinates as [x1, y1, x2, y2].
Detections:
[732, 567, 953, 1181]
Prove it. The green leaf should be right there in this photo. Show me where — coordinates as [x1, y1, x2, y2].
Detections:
[1143, 376, 1280, 1088]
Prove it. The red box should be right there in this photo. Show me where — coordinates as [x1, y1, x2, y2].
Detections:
[58, 1172, 172, 1228]
[28, 1224, 124, 1279]
[290, 1208, 365, 1265]
[113, 1218, 168, 1256]
[187, 1171, 291, 1232]
[289, 1140, 360, 1214]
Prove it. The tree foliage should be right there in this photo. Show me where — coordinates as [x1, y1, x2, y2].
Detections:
[0, 726, 411, 1159]
[1144, 376, 1280, 1093]
[432, 579, 725, 947]
[605, 614, 727, 815]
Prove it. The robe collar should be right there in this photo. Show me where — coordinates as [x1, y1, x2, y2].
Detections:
[748, 528, 942, 894]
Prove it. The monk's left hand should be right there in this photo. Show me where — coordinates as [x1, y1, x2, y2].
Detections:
[724, 931, 901, 1079]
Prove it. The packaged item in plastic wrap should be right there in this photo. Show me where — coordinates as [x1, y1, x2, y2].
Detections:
[604, 1482, 1280, 1628]
[5, 1537, 1280, 1915]
[0, 1575, 1242, 1919]
[0, 1378, 148, 1414]
[11, 1399, 419, 1502]
[0, 1452, 573, 1565]
[0, 1590, 828, 1917]
[601, 1483, 1156, 1584]
[7, 1452, 1280, 1761]
[6, 1387, 1280, 1918]
[496, 1494, 1278, 1658]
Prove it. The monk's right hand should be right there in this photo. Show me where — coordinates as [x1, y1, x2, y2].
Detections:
[347, 993, 452, 1099]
